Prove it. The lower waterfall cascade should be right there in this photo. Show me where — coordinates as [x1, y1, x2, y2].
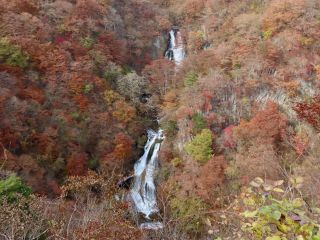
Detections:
[128, 129, 165, 230]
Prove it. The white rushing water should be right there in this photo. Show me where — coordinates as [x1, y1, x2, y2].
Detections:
[165, 29, 185, 65]
[127, 28, 184, 230]
[129, 129, 165, 230]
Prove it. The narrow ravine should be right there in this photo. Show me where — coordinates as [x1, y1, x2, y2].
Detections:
[128, 27, 185, 230]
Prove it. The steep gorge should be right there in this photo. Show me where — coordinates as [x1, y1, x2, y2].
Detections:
[1, 0, 320, 239]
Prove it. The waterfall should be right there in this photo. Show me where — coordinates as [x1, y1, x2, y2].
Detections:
[165, 28, 185, 65]
[128, 129, 165, 230]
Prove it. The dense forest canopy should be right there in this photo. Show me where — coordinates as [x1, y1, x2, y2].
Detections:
[0, 0, 320, 239]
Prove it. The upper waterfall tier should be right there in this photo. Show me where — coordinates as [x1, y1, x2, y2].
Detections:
[165, 29, 185, 65]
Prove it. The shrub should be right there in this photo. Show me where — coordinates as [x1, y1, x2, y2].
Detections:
[192, 113, 206, 134]
[225, 160, 239, 180]
[234, 102, 287, 180]
[103, 68, 122, 82]
[162, 120, 178, 139]
[294, 95, 320, 131]
[171, 157, 182, 167]
[0, 175, 31, 202]
[88, 156, 99, 170]
[170, 196, 208, 234]
[262, 29, 273, 39]
[83, 84, 93, 94]
[0, 38, 29, 68]
[104, 90, 121, 106]
[0, 195, 49, 239]
[159, 166, 171, 181]
[184, 129, 213, 164]
[184, 71, 198, 87]
[116, 72, 146, 104]
[240, 177, 320, 240]
[70, 112, 81, 121]
[112, 101, 136, 123]
[80, 36, 94, 49]
[188, 30, 205, 52]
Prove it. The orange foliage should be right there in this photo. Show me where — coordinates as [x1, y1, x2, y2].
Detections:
[294, 95, 320, 131]
[234, 102, 288, 180]
[68, 74, 86, 95]
[235, 101, 287, 146]
[0, 0, 169, 200]
[262, 0, 307, 32]
[0, 0, 38, 14]
[112, 133, 134, 160]
[316, 65, 320, 81]
[175, 0, 207, 23]
[101, 133, 133, 172]
[73, 95, 89, 111]
[142, 59, 175, 96]
[112, 101, 136, 123]
[19, 87, 45, 104]
[72, 0, 105, 20]
[66, 152, 88, 176]
[188, 30, 205, 53]
[162, 90, 178, 110]
[97, 33, 127, 64]
[197, 156, 227, 200]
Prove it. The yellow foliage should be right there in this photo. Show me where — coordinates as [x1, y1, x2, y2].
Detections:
[112, 101, 136, 123]
[188, 30, 205, 53]
[103, 90, 121, 105]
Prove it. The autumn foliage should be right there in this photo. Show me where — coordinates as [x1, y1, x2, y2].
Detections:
[1, 0, 320, 238]
[294, 95, 320, 131]
[0, 0, 163, 195]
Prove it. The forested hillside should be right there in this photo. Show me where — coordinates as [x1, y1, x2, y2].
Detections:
[0, 0, 320, 239]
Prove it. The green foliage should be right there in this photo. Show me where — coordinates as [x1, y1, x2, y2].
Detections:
[184, 71, 198, 87]
[121, 65, 133, 75]
[262, 29, 273, 40]
[170, 196, 208, 234]
[162, 120, 178, 139]
[171, 157, 182, 167]
[159, 166, 170, 181]
[137, 135, 147, 149]
[233, 62, 242, 69]
[184, 129, 213, 164]
[52, 158, 65, 174]
[80, 36, 95, 49]
[89, 50, 107, 68]
[0, 38, 29, 68]
[83, 84, 93, 94]
[0, 175, 31, 202]
[241, 177, 320, 240]
[225, 160, 239, 180]
[191, 113, 206, 134]
[104, 69, 122, 82]
[250, 0, 265, 12]
[70, 112, 81, 121]
[88, 156, 99, 170]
